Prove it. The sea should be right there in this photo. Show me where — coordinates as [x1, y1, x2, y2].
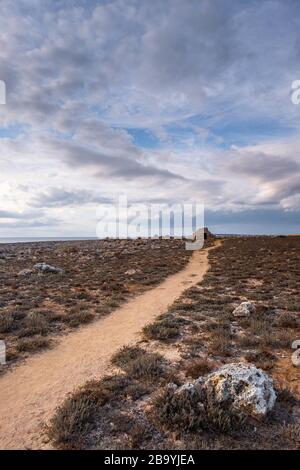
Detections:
[0, 233, 283, 244]
[0, 237, 98, 244]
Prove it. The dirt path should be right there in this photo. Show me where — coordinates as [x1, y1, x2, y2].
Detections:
[0, 243, 219, 449]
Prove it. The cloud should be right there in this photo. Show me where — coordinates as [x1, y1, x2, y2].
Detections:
[31, 188, 112, 208]
[254, 175, 300, 206]
[0, 218, 59, 229]
[225, 151, 299, 182]
[0, 209, 43, 219]
[0, 0, 300, 234]
[1, 0, 299, 130]
[0, 206, 60, 229]
[206, 207, 300, 235]
[50, 140, 186, 182]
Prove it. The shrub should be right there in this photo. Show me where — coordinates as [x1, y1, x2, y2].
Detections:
[112, 346, 143, 368]
[154, 384, 245, 434]
[48, 375, 140, 448]
[208, 325, 231, 356]
[112, 346, 165, 381]
[143, 318, 180, 341]
[245, 349, 277, 371]
[238, 334, 259, 348]
[64, 310, 95, 327]
[277, 423, 300, 447]
[19, 311, 48, 337]
[276, 313, 298, 329]
[0, 312, 14, 333]
[17, 335, 51, 352]
[48, 391, 98, 448]
[261, 328, 294, 349]
[185, 358, 215, 379]
[124, 382, 150, 400]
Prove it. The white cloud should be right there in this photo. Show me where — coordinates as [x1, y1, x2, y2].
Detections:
[0, 0, 300, 235]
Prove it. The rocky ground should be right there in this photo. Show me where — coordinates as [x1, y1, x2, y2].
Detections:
[0, 239, 191, 370]
[47, 236, 300, 450]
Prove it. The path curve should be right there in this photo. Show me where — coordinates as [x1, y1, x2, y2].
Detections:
[0, 243, 219, 449]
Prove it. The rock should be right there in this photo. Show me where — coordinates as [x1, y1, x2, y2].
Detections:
[233, 301, 256, 317]
[34, 263, 64, 274]
[198, 362, 276, 418]
[171, 362, 276, 421]
[18, 269, 34, 277]
[125, 268, 142, 275]
[125, 269, 137, 275]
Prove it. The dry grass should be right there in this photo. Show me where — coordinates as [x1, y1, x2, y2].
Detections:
[0, 312, 15, 333]
[153, 384, 245, 434]
[112, 346, 166, 382]
[0, 238, 191, 366]
[245, 348, 277, 371]
[47, 236, 300, 450]
[47, 374, 152, 449]
[184, 358, 215, 378]
[143, 318, 181, 341]
[17, 336, 51, 353]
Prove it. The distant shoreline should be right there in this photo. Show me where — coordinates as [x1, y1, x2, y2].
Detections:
[0, 233, 296, 245]
[0, 237, 98, 245]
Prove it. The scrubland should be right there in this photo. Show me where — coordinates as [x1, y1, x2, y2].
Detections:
[0, 239, 190, 369]
[47, 237, 300, 450]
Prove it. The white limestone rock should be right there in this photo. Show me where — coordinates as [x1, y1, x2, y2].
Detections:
[34, 262, 64, 274]
[199, 362, 276, 418]
[233, 301, 256, 317]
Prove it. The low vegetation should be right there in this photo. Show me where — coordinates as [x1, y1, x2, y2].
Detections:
[111, 346, 166, 382]
[142, 314, 183, 341]
[154, 385, 245, 434]
[47, 236, 300, 449]
[0, 239, 191, 367]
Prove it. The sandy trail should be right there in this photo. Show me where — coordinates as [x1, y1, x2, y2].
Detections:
[0, 243, 218, 450]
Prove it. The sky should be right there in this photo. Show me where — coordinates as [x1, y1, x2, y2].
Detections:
[0, 0, 300, 237]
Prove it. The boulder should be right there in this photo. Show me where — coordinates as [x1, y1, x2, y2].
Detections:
[171, 362, 276, 420]
[125, 269, 137, 275]
[233, 301, 256, 317]
[197, 362, 276, 418]
[34, 263, 64, 274]
[125, 268, 142, 275]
